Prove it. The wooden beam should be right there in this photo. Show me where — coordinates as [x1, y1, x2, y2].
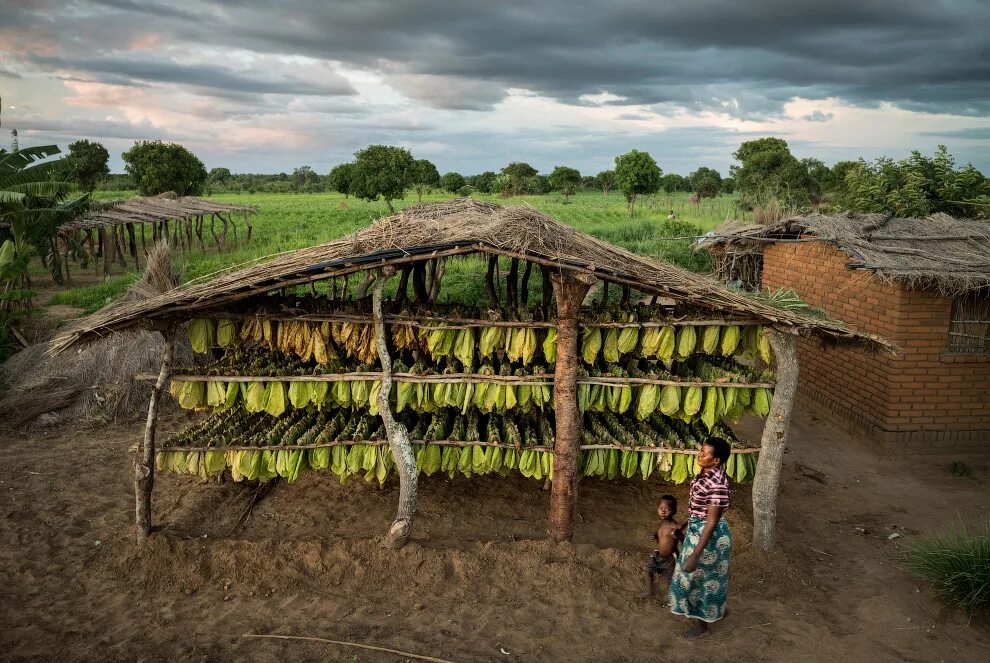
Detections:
[751, 328, 799, 551]
[136, 329, 175, 541]
[547, 272, 593, 542]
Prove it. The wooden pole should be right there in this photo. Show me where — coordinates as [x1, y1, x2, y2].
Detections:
[547, 272, 593, 542]
[752, 328, 799, 552]
[126, 223, 139, 270]
[136, 329, 175, 541]
[372, 268, 418, 549]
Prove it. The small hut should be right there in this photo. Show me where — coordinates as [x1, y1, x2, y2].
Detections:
[51, 200, 887, 550]
[57, 194, 256, 278]
[701, 212, 990, 454]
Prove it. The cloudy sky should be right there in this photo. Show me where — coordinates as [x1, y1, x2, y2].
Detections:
[2, 0, 989, 176]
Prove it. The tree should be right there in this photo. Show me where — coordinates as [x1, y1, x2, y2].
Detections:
[549, 165, 581, 198]
[439, 171, 466, 194]
[208, 167, 231, 186]
[659, 173, 690, 193]
[122, 141, 207, 196]
[730, 137, 810, 208]
[66, 140, 109, 191]
[350, 145, 415, 212]
[720, 177, 735, 194]
[528, 174, 551, 195]
[614, 149, 662, 216]
[409, 159, 440, 203]
[1, 143, 86, 291]
[580, 175, 597, 190]
[292, 165, 320, 191]
[501, 162, 538, 196]
[597, 170, 616, 196]
[689, 167, 722, 198]
[467, 171, 497, 194]
[328, 162, 355, 198]
[837, 146, 989, 218]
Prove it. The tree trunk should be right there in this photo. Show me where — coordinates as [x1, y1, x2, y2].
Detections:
[371, 269, 417, 549]
[385, 199, 395, 213]
[547, 273, 593, 541]
[136, 329, 175, 541]
[752, 328, 799, 552]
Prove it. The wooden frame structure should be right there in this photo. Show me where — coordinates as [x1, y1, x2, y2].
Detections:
[57, 195, 257, 278]
[51, 199, 890, 551]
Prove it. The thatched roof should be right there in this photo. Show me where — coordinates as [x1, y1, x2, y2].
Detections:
[59, 194, 256, 232]
[702, 212, 990, 295]
[51, 199, 890, 354]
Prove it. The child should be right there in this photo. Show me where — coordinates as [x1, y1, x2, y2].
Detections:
[641, 495, 681, 598]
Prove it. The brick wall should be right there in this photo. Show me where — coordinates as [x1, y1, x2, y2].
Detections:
[761, 241, 990, 454]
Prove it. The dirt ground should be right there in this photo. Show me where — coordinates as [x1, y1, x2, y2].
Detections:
[0, 406, 987, 663]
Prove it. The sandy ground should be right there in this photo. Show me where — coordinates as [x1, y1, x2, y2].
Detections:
[0, 406, 987, 663]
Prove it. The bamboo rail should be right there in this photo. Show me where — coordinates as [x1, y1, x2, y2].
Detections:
[201, 310, 763, 330]
[147, 373, 776, 388]
[157, 439, 761, 454]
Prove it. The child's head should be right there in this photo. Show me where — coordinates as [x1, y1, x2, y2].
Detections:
[657, 494, 677, 519]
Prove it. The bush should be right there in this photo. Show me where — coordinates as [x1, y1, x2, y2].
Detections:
[902, 519, 990, 616]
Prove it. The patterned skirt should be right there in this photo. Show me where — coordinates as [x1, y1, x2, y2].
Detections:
[668, 517, 731, 622]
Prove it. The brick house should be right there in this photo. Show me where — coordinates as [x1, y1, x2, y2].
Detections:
[702, 213, 990, 454]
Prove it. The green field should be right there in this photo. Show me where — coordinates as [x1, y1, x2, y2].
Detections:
[51, 191, 738, 312]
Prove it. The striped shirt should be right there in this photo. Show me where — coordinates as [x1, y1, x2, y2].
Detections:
[688, 466, 730, 519]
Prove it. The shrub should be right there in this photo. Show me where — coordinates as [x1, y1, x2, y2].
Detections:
[902, 519, 990, 616]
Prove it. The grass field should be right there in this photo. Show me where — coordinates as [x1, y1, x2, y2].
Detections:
[50, 190, 738, 312]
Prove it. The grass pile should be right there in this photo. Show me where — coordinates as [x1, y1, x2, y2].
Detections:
[902, 518, 990, 616]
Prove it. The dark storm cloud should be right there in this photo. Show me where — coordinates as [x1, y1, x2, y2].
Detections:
[8, 0, 989, 116]
[27, 54, 355, 97]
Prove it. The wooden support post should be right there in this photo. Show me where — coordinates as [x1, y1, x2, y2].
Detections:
[394, 266, 411, 307]
[140, 223, 147, 256]
[507, 258, 519, 317]
[126, 223, 139, 270]
[427, 257, 446, 303]
[540, 265, 553, 316]
[486, 255, 501, 309]
[112, 226, 124, 269]
[412, 261, 428, 304]
[195, 215, 205, 251]
[548, 272, 593, 542]
[371, 268, 418, 549]
[520, 260, 533, 306]
[243, 211, 253, 242]
[752, 328, 799, 552]
[136, 329, 175, 541]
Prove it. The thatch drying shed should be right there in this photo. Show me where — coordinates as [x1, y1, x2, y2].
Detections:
[700, 211, 990, 454]
[53, 199, 889, 550]
[57, 193, 256, 277]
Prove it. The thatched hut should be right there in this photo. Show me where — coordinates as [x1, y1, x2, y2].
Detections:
[700, 212, 989, 454]
[52, 199, 887, 550]
[58, 194, 256, 278]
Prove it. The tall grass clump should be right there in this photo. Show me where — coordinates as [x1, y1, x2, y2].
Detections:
[902, 519, 990, 616]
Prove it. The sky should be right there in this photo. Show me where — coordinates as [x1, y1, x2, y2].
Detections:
[2, 0, 989, 176]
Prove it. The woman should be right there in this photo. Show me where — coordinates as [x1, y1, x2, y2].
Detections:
[668, 437, 732, 639]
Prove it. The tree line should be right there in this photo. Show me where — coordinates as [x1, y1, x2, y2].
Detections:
[59, 138, 990, 219]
